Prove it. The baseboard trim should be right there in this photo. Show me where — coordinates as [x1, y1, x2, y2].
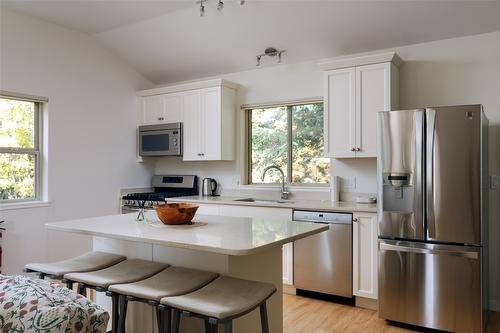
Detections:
[490, 300, 500, 312]
[283, 284, 296, 295]
[355, 296, 378, 311]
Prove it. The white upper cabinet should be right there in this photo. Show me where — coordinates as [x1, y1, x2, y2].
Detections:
[141, 93, 182, 124]
[138, 79, 238, 161]
[320, 52, 401, 158]
[324, 68, 356, 158]
[163, 93, 183, 123]
[182, 90, 203, 161]
[141, 95, 165, 124]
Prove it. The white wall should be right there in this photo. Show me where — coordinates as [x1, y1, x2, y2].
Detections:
[0, 9, 154, 274]
[153, 31, 500, 306]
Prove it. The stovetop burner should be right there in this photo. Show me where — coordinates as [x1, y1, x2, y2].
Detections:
[121, 175, 198, 211]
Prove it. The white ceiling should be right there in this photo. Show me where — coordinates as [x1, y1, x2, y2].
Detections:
[3, 1, 500, 84]
[0, 0, 192, 34]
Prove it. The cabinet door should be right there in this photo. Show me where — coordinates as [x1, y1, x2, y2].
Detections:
[200, 88, 221, 160]
[355, 63, 391, 157]
[182, 91, 203, 161]
[163, 93, 182, 123]
[324, 68, 356, 158]
[352, 212, 378, 299]
[141, 96, 165, 124]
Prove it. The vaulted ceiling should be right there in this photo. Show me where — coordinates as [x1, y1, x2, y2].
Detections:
[3, 1, 500, 84]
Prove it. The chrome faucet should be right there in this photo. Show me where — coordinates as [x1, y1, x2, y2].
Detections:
[261, 165, 290, 200]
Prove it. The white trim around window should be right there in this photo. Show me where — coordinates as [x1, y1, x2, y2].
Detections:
[0, 92, 49, 208]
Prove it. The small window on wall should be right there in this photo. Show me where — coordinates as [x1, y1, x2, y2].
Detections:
[247, 101, 330, 185]
[0, 96, 42, 202]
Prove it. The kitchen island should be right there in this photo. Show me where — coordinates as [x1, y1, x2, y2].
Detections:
[45, 211, 327, 333]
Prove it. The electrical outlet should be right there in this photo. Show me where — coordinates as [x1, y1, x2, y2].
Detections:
[491, 175, 500, 190]
[342, 176, 356, 190]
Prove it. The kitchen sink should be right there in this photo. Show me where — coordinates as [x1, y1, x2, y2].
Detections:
[233, 198, 295, 204]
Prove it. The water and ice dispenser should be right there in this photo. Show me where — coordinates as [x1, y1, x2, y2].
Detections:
[382, 172, 414, 213]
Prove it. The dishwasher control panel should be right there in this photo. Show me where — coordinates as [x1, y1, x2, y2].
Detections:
[293, 210, 352, 224]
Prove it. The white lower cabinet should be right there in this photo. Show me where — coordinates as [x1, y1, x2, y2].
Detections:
[352, 212, 378, 299]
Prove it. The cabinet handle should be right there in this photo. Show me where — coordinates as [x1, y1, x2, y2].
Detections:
[353, 218, 359, 223]
[356, 147, 361, 152]
[351, 148, 356, 152]
[158, 117, 164, 121]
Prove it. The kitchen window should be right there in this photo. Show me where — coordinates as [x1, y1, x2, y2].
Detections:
[246, 100, 330, 185]
[0, 95, 43, 202]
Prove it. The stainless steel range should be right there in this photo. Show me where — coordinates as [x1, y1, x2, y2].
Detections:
[121, 175, 198, 214]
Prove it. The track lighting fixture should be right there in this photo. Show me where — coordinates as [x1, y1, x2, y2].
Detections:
[197, 0, 244, 16]
[196, 0, 207, 16]
[217, 0, 224, 11]
[255, 47, 286, 66]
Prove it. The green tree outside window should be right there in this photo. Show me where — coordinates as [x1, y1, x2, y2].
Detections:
[0, 98, 38, 201]
[249, 102, 330, 184]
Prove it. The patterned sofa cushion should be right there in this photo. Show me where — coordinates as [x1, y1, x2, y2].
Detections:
[0, 275, 109, 333]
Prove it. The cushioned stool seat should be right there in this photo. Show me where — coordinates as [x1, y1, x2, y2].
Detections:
[25, 251, 126, 278]
[65, 259, 168, 333]
[108, 266, 218, 302]
[161, 276, 276, 333]
[64, 259, 168, 288]
[108, 267, 218, 333]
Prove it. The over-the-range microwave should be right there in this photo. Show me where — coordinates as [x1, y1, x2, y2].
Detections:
[138, 122, 182, 156]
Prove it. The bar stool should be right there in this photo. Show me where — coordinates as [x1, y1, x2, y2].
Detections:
[24, 251, 126, 289]
[107, 266, 218, 333]
[65, 259, 168, 333]
[160, 276, 277, 333]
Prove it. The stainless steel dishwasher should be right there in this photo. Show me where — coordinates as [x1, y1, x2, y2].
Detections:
[293, 210, 353, 298]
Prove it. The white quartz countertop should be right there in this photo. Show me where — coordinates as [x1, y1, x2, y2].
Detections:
[45, 212, 328, 256]
[167, 195, 377, 213]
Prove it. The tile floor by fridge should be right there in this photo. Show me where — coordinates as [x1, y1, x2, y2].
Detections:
[283, 294, 500, 333]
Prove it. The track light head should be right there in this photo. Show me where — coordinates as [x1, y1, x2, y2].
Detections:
[217, 0, 224, 11]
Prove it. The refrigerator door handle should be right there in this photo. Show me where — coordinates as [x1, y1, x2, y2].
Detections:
[379, 242, 479, 259]
[415, 111, 424, 237]
[426, 109, 436, 239]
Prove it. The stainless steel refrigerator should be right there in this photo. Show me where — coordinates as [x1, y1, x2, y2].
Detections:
[377, 105, 489, 332]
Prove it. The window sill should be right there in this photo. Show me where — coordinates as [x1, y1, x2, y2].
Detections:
[235, 184, 330, 192]
[0, 200, 51, 211]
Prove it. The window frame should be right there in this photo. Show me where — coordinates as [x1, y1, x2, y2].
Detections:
[245, 99, 329, 186]
[0, 93, 44, 203]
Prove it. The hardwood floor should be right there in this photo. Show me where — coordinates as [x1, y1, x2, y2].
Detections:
[283, 294, 500, 333]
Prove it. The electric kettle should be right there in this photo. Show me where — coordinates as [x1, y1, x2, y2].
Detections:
[202, 178, 218, 196]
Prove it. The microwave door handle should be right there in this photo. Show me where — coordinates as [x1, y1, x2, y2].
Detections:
[426, 109, 436, 239]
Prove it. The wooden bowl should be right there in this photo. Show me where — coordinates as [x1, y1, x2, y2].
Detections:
[154, 203, 199, 225]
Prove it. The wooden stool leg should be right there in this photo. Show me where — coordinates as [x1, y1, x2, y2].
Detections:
[117, 296, 128, 333]
[259, 302, 269, 333]
[223, 321, 232, 333]
[171, 309, 181, 333]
